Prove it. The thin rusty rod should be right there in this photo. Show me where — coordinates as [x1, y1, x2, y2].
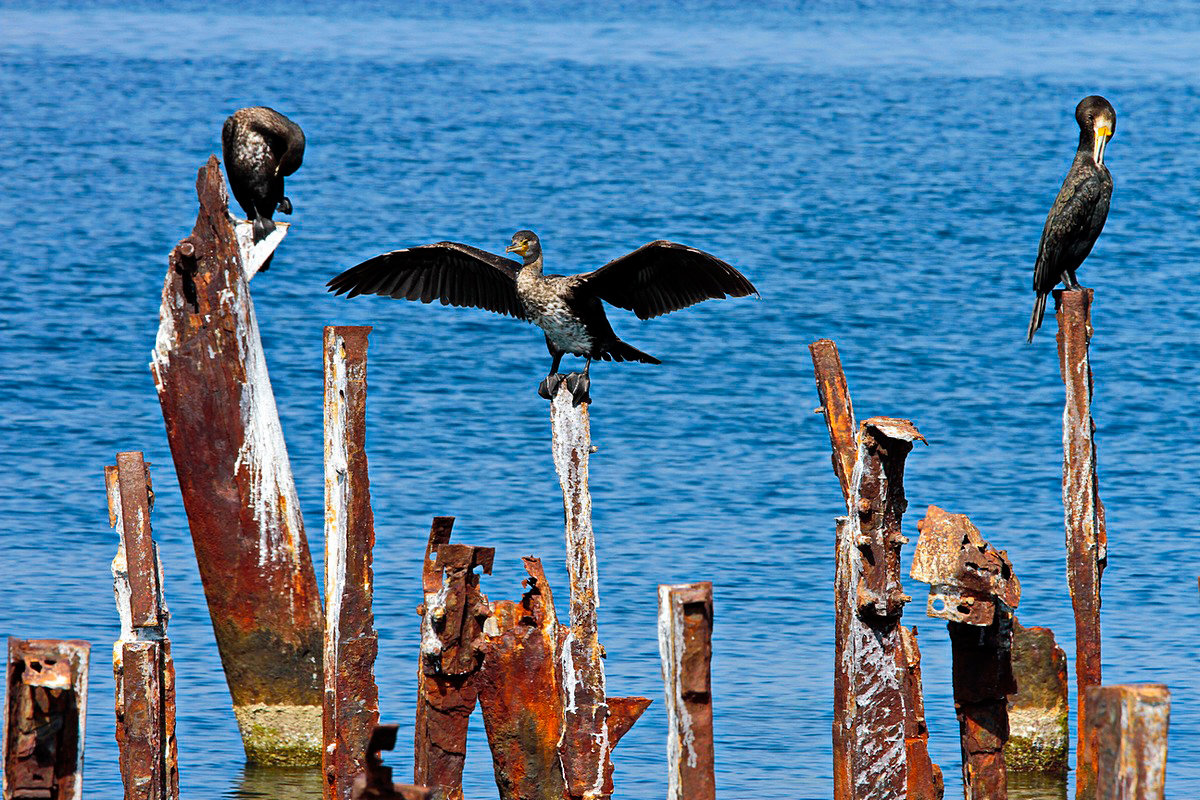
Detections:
[809, 338, 858, 507]
[657, 582, 716, 800]
[323, 326, 381, 800]
[1054, 288, 1107, 798]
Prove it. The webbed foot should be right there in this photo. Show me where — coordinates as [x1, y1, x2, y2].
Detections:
[565, 371, 591, 406]
[278, 196, 293, 215]
[538, 373, 565, 400]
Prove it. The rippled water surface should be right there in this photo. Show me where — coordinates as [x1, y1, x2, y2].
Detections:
[3, 2, 1199, 798]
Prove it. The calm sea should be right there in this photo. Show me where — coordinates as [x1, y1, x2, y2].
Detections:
[2, 2, 1199, 797]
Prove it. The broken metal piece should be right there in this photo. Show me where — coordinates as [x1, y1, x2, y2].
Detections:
[658, 582, 715, 800]
[809, 338, 858, 506]
[231, 217, 288, 280]
[323, 327, 381, 800]
[3, 639, 90, 800]
[152, 157, 323, 765]
[895, 627, 944, 800]
[351, 725, 432, 800]
[1005, 619, 1069, 775]
[912, 506, 1020, 627]
[1082, 685, 1169, 800]
[1054, 288, 1108, 796]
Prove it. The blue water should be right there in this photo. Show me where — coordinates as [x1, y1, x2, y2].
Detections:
[3, 3, 1199, 798]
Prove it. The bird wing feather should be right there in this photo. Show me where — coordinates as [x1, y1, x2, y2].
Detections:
[327, 242, 527, 320]
[1033, 169, 1111, 293]
[575, 240, 758, 320]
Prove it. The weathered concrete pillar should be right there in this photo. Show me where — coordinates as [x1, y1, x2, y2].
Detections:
[911, 506, 1021, 800]
[414, 517, 493, 800]
[323, 326, 381, 800]
[1053, 289, 1107, 798]
[657, 581, 716, 800]
[3, 638, 90, 800]
[1082, 685, 1169, 800]
[1005, 619, 1069, 776]
[106, 453, 179, 800]
[151, 157, 323, 765]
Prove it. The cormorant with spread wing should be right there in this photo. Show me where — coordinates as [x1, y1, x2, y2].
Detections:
[327, 230, 757, 404]
[222, 107, 306, 249]
[1027, 95, 1115, 342]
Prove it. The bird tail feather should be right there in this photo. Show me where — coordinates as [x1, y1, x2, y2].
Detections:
[599, 339, 661, 365]
[1027, 293, 1047, 343]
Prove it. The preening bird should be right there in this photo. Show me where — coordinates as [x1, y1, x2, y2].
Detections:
[221, 107, 306, 251]
[1027, 95, 1115, 342]
[327, 230, 758, 404]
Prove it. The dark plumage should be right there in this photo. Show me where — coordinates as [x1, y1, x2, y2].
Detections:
[327, 230, 758, 403]
[221, 107, 306, 249]
[1027, 95, 1115, 342]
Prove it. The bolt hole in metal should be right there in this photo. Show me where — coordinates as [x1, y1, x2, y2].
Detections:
[931, 597, 945, 613]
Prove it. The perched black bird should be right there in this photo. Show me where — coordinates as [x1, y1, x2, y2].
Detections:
[327, 230, 758, 404]
[221, 107, 306, 246]
[1027, 95, 1115, 342]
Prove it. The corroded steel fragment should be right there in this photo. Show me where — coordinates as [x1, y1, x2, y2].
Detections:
[352, 725, 432, 800]
[658, 581, 716, 800]
[1083, 685, 1169, 800]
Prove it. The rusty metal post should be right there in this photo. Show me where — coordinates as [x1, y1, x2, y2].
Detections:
[912, 506, 1021, 800]
[3, 639, 90, 800]
[657, 582, 715, 800]
[1053, 289, 1107, 797]
[352, 726, 432, 800]
[810, 338, 858, 504]
[105, 453, 180, 800]
[833, 417, 926, 800]
[1082, 685, 1169, 800]
[414, 517, 493, 800]
[323, 326, 380, 800]
[151, 157, 323, 765]
[1005, 619, 1069, 776]
[896, 627, 944, 800]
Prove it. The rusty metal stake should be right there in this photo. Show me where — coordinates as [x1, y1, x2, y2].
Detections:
[657, 582, 715, 800]
[352, 725, 432, 800]
[151, 157, 323, 765]
[106, 453, 179, 800]
[3, 639, 90, 800]
[414, 517, 493, 800]
[1053, 289, 1107, 798]
[324, 327, 381, 800]
[912, 506, 1021, 800]
[1082, 685, 1169, 800]
[896, 627, 944, 800]
[810, 338, 858, 504]
[1005, 619, 1069, 776]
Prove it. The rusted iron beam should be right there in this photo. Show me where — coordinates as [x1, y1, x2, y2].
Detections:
[1053, 288, 1107, 797]
[912, 506, 1020, 800]
[1005, 619, 1068, 775]
[323, 326, 381, 800]
[809, 338, 858, 506]
[1082, 685, 1169, 800]
[106, 455, 179, 800]
[657, 582, 715, 800]
[352, 725, 432, 800]
[3, 639, 90, 800]
[833, 417, 926, 800]
[151, 157, 323, 765]
[414, 517, 493, 800]
[896, 627, 944, 800]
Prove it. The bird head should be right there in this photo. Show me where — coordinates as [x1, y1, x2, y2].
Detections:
[505, 230, 542, 264]
[1076, 95, 1116, 166]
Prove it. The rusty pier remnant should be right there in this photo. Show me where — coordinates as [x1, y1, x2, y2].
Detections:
[351, 726, 431, 800]
[152, 157, 323, 764]
[1082, 685, 1169, 800]
[1005, 620, 1069, 776]
[3, 639, 90, 800]
[912, 506, 1021, 799]
[1054, 289, 1107, 796]
[414, 517, 493, 800]
[657, 582, 715, 800]
[323, 327, 381, 800]
[105, 452, 179, 800]
[810, 339, 941, 800]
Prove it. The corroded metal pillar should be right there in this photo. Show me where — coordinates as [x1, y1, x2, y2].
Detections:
[1005, 619, 1069, 776]
[414, 517, 493, 800]
[106, 453, 179, 800]
[896, 627, 944, 800]
[323, 326, 380, 800]
[809, 338, 858, 502]
[3, 638, 90, 800]
[912, 506, 1021, 800]
[151, 157, 323, 764]
[1083, 685, 1169, 800]
[1053, 289, 1107, 798]
[657, 581, 715, 800]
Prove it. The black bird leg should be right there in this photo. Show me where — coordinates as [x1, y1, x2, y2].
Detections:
[278, 196, 293, 215]
[538, 352, 565, 400]
[565, 358, 592, 407]
[1063, 270, 1083, 290]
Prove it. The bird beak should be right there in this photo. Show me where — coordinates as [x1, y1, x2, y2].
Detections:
[1093, 125, 1112, 165]
[505, 243, 526, 255]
